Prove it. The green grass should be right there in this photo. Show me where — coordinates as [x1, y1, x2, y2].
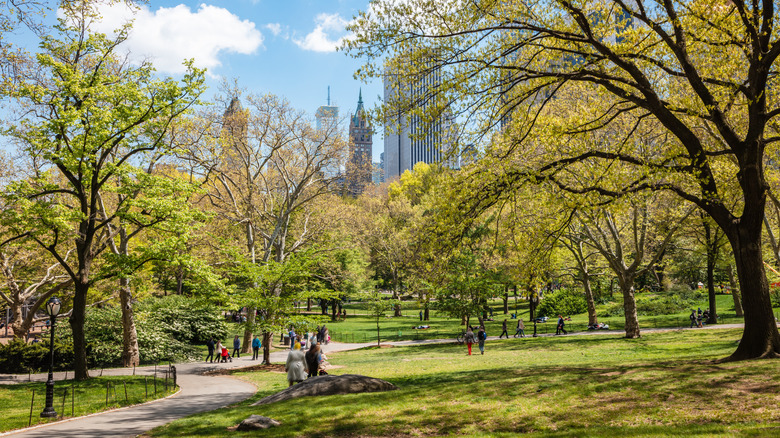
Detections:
[0, 375, 178, 433]
[148, 328, 780, 437]
[292, 293, 769, 344]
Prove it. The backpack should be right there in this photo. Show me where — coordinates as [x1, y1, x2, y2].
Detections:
[478, 330, 486, 341]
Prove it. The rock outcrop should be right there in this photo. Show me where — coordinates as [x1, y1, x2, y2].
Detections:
[236, 415, 281, 431]
[252, 374, 397, 406]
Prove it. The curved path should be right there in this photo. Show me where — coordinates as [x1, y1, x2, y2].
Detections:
[0, 323, 750, 437]
[0, 342, 368, 438]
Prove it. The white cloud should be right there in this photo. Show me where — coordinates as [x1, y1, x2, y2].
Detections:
[87, 3, 263, 75]
[265, 22, 285, 38]
[294, 13, 350, 53]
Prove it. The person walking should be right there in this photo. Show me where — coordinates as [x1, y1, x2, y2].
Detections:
[233, 335, 241, 358]
[499, 319, 509, 339]
[251, 335, 261, 360]
[215, 340, 224, 363]
[419, 310, 423, 321]
[477, 326, 487, 354]
[464, 326, 476, 355]
[285, 342, 308, 386]
[288, 327, 296, 349]
[515, 318, 526, 338]
[556, 315, 568, 335]
[689, 310, 696, 328]
[205, 337, 215, 363]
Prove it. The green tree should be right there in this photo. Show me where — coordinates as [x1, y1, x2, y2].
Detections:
[348, 0, 780, 360]
[184, 91, 348, 363]
[1, 3, 205, 379]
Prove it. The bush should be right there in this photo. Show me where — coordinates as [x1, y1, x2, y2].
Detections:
[0, 338, 74, 374]
[770, 286, 780, 308]
[602, 302, 625, 317]
[0, 295, 226, 373]
[537, 288, 588, 317]
[137, 295, 228, 345]
[599, 285, 704, 318]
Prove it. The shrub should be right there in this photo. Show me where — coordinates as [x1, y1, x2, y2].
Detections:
[602, 302, 625, 317]
[0, 295, 225, 373]
[770, 286, 780, 308]
[537, 288, 587, 317]
[598, 285, 705, 318]
[0, 338, 74, 374]
[137, 295, 228, 345]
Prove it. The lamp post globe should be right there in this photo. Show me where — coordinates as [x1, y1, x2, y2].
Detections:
[40, 296, 61, 418]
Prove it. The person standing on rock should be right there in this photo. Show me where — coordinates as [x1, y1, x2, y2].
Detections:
[285, 342, 308, 386]
[464, 326, 476, 355]
[233, 335, 241, 358]
[252, 335, 261, 360]
[205, 337, 216, 363]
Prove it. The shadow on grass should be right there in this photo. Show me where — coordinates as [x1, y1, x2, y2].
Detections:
[149, 329, 776, 437]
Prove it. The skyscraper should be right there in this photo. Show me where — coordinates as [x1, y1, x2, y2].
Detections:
[383, 63, 455, 181]
[315, 86, 339, 132]
[315, 86, 340, 178]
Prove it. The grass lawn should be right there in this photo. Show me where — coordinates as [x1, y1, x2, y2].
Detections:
[148, 328, 780, 437]
[0, 375, 177, 433]
[289, 294, 768, 345]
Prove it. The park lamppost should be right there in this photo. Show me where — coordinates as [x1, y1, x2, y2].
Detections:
[530, 292, 539, 337]
[40, 296, 61, 418]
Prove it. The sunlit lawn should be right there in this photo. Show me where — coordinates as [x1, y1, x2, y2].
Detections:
[292, 294, 762, 344]
[149, 328, 780, 437]
[0, 375, 177, 433]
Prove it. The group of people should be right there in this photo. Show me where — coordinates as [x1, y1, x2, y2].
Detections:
[205, 334, 263, 363]
[463, 325, 488, 355]
[287, 325, 329, 350]
[498, 318, 529, 338]
[464, 314, 573, 354]
[285, 339, 328, 386]
[690, 308, 710, 328]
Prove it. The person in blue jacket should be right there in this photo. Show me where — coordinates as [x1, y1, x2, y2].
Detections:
[252, 335, 261, 360]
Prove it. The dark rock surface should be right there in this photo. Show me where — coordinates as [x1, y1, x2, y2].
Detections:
[236, 415, 282, 430]
[252, 374, 397, 406]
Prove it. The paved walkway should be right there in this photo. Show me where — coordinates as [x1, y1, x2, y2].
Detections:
[0, 342, 367, 438]
[0, 323, 750, 437]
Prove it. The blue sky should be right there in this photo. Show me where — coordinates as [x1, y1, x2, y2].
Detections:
[13, 0, 385, 161]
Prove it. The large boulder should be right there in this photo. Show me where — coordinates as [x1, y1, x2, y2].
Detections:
[252, 374, 397, 406]
[236, 415, 281, 431]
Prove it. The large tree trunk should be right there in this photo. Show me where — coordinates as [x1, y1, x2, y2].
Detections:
[725, 225, 780, 360]
[10, 301, 27, 340]
[262, 331, 271, 364]
[703, 219, 719, 324]
[242, 308, 255, 354]
[619, 277, 640, 339]
[502, 290, 509, 314]
[727, 264, 744, 317]
[119, 277, 140, 367]
[583, 275, 598, 326]
[71, 281, 89, 380]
